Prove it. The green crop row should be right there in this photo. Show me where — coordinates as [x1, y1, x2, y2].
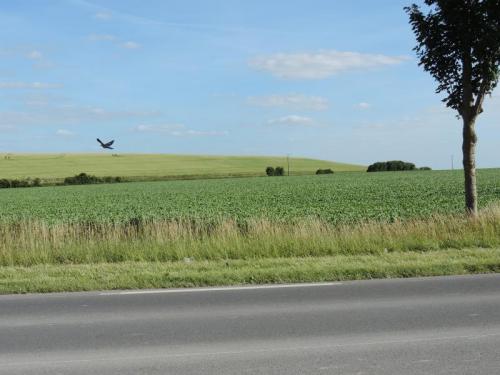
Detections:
[0, 169, 499, 225]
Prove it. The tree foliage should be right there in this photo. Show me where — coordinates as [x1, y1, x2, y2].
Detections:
[63, 173, 122, 185]
[274, 166, 285, 176]
[316, 168, 334, 175]
[367, 161, 416, 172]
[265, 166, 285, 176]
[405, 1, 500, 117]
[265, 167, 275, 176]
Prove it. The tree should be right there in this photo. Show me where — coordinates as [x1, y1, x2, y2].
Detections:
[367, 160, 417, 172]
[405, 0, 500, 216]
[265, 166, 275, 176]
[274, 166, 285, 176]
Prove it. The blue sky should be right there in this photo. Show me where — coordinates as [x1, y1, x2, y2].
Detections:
[0, 0, 498, 169]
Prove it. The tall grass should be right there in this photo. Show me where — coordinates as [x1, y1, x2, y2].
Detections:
[2, 204, 499, 267]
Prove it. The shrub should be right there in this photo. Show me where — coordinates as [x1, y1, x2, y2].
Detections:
[265, 167, 275, 176]
[63, 173, 122, 185]
[265, 166, 285, 176]
[64, 173, 101, 185]
[316, 168, 334, 175]
[10, 179, 30, 188]
[102, 176, 122, 183]
[420, 167, 432, 171]
[0, 179, 11, 188]
[0, 178, 41, 188]
[274, 166, 285, 176]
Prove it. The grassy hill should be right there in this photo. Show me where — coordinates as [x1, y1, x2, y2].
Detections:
[0, 153, 364, 181]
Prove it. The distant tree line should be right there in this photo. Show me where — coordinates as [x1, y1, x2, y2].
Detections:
[63, 173, 122, 185]
[0, 173, 123, 189]
[367, 161, 431, 172]
[0, 178, 41, 189]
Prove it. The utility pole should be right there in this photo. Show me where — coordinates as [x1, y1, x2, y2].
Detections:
[287, 154, 290, 176]
[451, 154, 454, 171]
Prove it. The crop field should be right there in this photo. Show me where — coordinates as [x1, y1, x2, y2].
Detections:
[0, 169, 499, 224]
[0, 153, 364, 181]
[1, 168, 500, 293]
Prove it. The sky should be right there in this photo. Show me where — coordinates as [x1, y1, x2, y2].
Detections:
[0, 0, 499, 169]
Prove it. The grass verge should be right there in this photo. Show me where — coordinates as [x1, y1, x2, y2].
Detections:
[1, 205, 499, 294]
[1, 204, 500, 266]
[1, 248, 499, 294]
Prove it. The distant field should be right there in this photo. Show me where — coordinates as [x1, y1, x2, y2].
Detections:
[0, 153, 364, 180]
[1, 169, 499, 224]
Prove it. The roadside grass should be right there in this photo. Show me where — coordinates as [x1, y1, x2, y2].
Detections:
[1, 204, 499, 266]
[0, 205, 499, 293]
[1, 249, 499, 294]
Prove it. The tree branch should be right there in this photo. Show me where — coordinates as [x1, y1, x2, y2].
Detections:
[473, 79, 488, 115]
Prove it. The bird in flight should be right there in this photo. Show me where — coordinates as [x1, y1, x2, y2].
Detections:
[97, 138, 114, 150]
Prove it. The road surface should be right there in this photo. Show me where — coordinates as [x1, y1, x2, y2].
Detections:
[1, 274, 499, 374]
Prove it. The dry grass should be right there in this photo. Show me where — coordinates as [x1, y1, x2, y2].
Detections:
[1, 204, 499, 267]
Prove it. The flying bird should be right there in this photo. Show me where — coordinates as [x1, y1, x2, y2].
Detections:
[97, 138, 114, 150]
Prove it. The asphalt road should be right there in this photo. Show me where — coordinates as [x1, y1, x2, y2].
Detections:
[1, 274, 499, 374]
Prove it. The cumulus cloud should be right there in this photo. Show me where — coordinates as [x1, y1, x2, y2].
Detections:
[250, 50, 409, 79]
[134, 124, 228, 137]
[0, 106, 159, 127]
[267, 115, 314, 126]
[247, 94, 329, 111]
[55, 129, 75, 137]
[135, 124, 184, 133]
[87, 34, 141, 51]
[121, 41, 140, 49]
[182, 129, 228, 136]
[0, 82, 63, 89]
[356, 102, 371, 110]
[94, 12, 111, 20]
[0, 124, 18, 133]
[27, 50, 43, 60]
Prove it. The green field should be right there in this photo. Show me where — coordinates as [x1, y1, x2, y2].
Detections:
[0, 169, 499, 224]
[0, 153, 364, 181]
[1, 168, 500, 293]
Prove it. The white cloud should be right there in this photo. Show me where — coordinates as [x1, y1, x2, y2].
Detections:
[0, 106, 159, 127]
[356, 102, 371, 110]
[121, 41, 140, 49]
[135, 124, 184, 133]
[182, 129, 228, 137]
[87, 34, 117, 41]
[134, 124, 227, 137]
[87, 35, 141, 51]
[94, 12, 111, 20]
[268, 115, 314, 126]
[27, 50, 43, 60]
[250, 50, 409, 79]
[56, 129, 75, 137]
[0, 82, 63, 89]
[354, 106, 459, 135]
[0, 125, 18, 133]
[247, 94, 329, 111]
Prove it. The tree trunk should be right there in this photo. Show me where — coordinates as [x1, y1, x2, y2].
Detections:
[462, 116, 478, 216]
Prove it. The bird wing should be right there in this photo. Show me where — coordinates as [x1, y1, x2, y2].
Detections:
[104, 140, 114, 147]
[97, 138, 104, 146]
